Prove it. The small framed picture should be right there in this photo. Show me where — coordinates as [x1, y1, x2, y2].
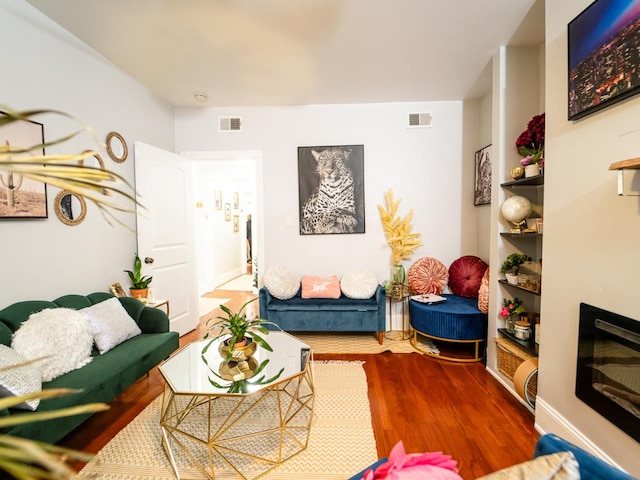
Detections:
[224, 203, 231, 221]
[233, 215, 239, 232]
[233, 192, 239, 209]
[215, 191, 222, 210]
[110, 283, 126, 297]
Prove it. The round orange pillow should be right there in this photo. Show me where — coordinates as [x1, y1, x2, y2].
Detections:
[408, 257, 449, 295]
[448, 255, 488, 298]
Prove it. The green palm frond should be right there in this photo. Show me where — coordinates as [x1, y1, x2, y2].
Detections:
[0, 106, 141, 224]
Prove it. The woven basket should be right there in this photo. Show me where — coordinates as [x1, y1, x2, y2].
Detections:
[495, 337, 535, 380]
[495, 337, 538, 402]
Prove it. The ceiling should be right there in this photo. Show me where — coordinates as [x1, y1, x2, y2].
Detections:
[25, 0, 544, 108]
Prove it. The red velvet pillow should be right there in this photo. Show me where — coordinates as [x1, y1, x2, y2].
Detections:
[408, 257, 449, 295]
[448, 255, 488, 298]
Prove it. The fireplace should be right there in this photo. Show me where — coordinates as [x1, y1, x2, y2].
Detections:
[576, 303, 640, 442]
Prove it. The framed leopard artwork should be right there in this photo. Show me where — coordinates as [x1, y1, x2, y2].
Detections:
[298, 145, 365, 235]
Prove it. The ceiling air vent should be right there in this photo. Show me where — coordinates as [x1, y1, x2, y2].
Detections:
[407, 112, 433, 128]
[219, 117, 242, 132]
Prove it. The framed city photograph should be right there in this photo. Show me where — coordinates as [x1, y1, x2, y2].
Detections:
[568, 0, 640, 120]
[298, 145, 365, 235]
[0, 112, 48, 218]
[474, 144, 492, 206]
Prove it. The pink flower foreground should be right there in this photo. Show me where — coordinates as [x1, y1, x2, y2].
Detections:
[363, 441, 462, 480]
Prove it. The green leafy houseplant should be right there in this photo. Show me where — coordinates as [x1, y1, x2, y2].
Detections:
[500, 253, 532, 274]
[123, 253, 152, 289]
[203, 297, 276, 359]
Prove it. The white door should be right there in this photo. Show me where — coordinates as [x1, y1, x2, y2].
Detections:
[134, 141, 198, 336]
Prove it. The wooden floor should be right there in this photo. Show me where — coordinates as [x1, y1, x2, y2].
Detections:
[60, 287, 539, 479]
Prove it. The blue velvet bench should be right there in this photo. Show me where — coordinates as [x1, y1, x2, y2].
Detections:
[409, 294, 488, 362]
[259, 285, 386, 344]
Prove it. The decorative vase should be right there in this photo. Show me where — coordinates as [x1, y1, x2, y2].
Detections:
[218, 337, 258, 361]
[505, 315, 516, 333]
[510, 167, 524, 180]
[391, 264, 406, 285]
[524, 164, 539, 178]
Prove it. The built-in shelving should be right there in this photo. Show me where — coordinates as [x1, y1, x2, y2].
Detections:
[498, 279, 541, 296]
[501, 173, 544, 187]
[498, 328, 538, 356]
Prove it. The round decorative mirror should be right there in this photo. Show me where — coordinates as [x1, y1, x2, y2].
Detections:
[79, 150, 105, 170]
[54, 190, 87, 226]
[106, 131, 128, 163]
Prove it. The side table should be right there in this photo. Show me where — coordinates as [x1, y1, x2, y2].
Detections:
[148, 299, 170, 317]
[385, 287, 411, 341]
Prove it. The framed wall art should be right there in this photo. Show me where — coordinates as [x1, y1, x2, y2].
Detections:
[0, 112, 48, 218]
[233, 215, 239, 232]
[215, 190, 222, 210]
[233, 192, 239, 209]
[474, 144, 492, 206]
[568, 0, 640, 120]
[224, 202, 231, 221]
[298, 145, 365, 235]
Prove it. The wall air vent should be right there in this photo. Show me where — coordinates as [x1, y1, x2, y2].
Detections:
[407, 112, 433, 128]
[219, 117, 242, 132]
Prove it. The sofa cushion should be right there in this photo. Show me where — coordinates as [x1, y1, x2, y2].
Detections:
[264, 265, 300, 300]
[408, 257, 449, 295]
[341, 270, 379, 299]
[448, 255, 488, 298]
[12, 308, 93, 382]
[0, 344, 41, 410]
[476, 452, 580, 480]
[302, 275, 341, 299]
[80, 297, 142, 354]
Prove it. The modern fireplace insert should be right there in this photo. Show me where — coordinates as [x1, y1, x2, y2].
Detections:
[576, 303, 640, 443]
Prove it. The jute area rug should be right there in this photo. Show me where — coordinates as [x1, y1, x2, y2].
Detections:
[77, 361, 378, 480]
[294, 331, 439, 355]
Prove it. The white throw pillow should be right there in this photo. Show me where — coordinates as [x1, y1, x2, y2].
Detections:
[0, 344, 42, 410]
[80, 297, 142, 354]
[340, 270, 379, 299]
[263, 265, 300, 300]
[12, 308, 93, 382]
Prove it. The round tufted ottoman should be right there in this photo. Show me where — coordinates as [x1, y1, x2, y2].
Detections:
[410, 294, 488, 362]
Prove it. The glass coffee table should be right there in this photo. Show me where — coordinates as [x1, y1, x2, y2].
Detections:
[158, 331, 314, 480]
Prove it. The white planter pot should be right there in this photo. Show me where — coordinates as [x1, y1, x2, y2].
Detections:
[505, 273, 519, 285]
[524, 164, 539, 178]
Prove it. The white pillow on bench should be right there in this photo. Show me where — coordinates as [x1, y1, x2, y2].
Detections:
[340, 270, 379, 299]
[264, 265, 300, 300]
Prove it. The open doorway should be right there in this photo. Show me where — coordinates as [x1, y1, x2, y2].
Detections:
[181, 150, 262, 316]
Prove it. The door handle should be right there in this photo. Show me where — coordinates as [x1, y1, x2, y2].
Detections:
[144, 257, 154, 264]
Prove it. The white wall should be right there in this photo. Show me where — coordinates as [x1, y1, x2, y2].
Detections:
[0, 0, 174, 306]
[175, 101, 484, 285]
[536, 0, 640, 475]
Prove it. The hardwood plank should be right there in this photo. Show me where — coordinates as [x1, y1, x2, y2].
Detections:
[60, 288, 538, 478]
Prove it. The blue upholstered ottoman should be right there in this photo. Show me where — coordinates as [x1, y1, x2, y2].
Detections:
[409, 294, 488, 362]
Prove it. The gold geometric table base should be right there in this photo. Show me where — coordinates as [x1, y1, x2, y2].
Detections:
[160, 367, 315, 480]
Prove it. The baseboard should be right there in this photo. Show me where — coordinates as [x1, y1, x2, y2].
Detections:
[533, 397, 624, 470]
[486, 366, 534, 414]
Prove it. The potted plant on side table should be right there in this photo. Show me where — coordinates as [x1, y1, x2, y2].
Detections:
[500, 253, 532, 285]
[124, 253, 153, 300]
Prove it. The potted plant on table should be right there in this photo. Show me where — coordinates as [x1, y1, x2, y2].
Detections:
[500, 253, 532, 284]
[516, 113, 545, 177]
[124, 253, 152, 299]
[202, 297, 276, 361]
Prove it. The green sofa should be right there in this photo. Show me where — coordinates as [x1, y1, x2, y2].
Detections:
[0, 292, 180, 444]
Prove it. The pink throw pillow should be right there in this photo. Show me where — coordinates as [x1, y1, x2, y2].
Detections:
[301, 275, 341, 299]
[448, 255, 488, 298]
[407, 257, 449, 295]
